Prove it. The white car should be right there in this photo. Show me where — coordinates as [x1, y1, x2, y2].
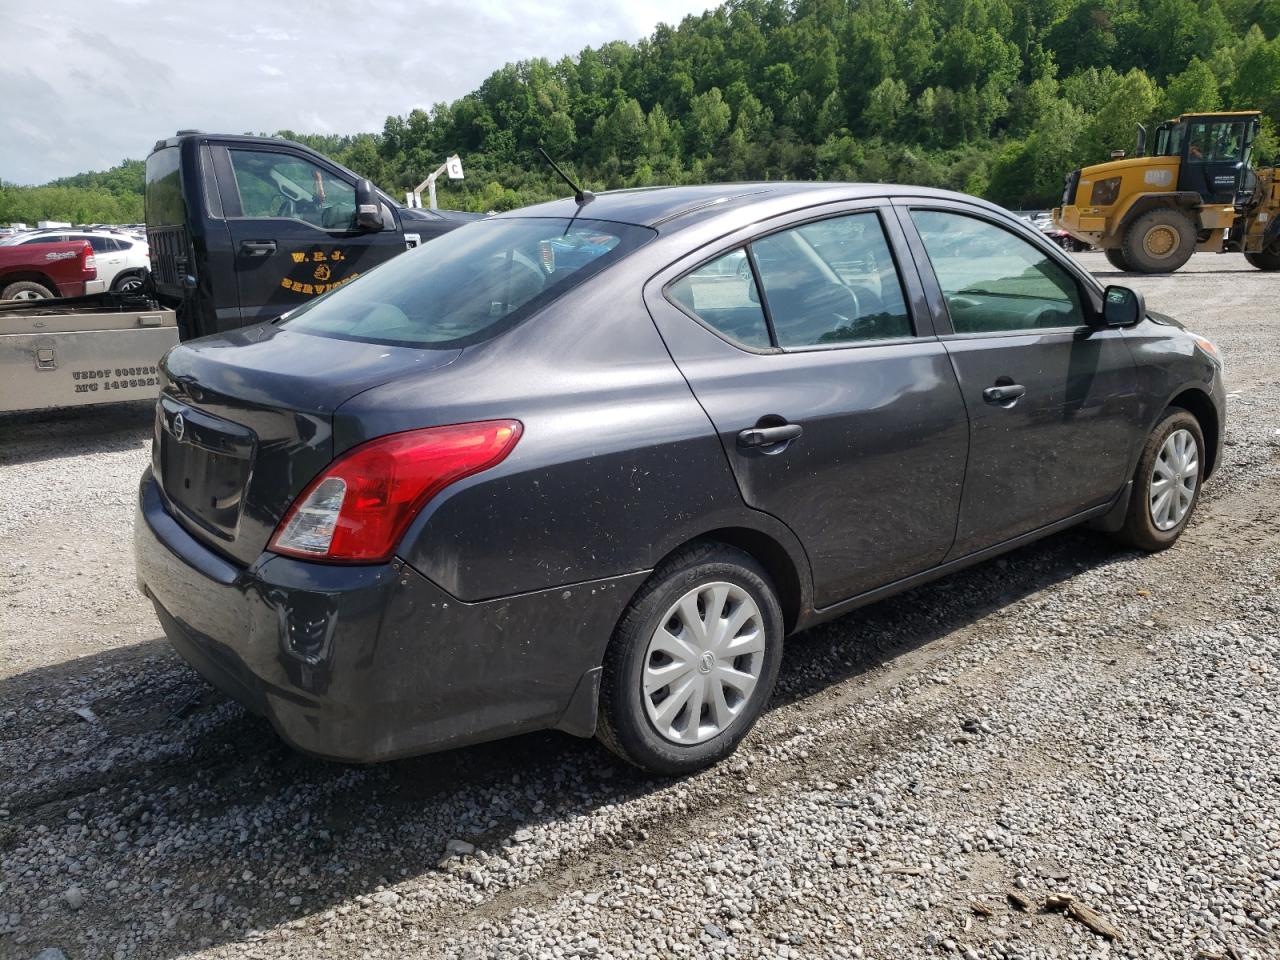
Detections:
[0, 229, 149, 293]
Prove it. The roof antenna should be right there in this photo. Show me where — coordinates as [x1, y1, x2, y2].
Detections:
[538, 146, 594, 205]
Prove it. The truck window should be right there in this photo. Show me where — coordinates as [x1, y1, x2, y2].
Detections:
[145, 147, 185, 227]
[1186, 121, 1247, 163]
[228, 150, 358, 231]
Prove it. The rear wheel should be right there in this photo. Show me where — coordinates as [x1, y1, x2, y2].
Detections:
[1244, 242, 1280, 271]
[1123, 208, 1196, 273]
[112, 271, 145, 293]
[1, 280, 54, 301]
[1104, 248, 1133, 271]
[1113, 409, 1205, 551]
[597, 543, 784, 775]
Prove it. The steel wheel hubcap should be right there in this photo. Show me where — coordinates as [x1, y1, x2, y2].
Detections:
[642, 581, 765, 745]
[1144, 225, 1177, 258]
[12, 289, 43, 300]
[1150, 428, 1199, 531]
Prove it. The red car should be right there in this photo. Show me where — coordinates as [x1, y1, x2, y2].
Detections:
[0, 240, 103, 300]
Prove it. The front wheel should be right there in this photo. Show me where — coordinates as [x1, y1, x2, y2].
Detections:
[1123, 208, 1196, 274]
[1244, 242, 1280, 271]
[1113, 409, 1205, 551]
[597, 543, 784, 775]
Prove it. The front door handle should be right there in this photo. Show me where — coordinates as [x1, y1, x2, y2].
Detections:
[239, 240, 277, 257]
[983, 383, 1026, 404]
[737, 423, 803, 448]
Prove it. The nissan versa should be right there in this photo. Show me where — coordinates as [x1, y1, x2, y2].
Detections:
[135, 183, 1225, 774]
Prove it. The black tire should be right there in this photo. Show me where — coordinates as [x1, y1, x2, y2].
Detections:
[1244, 242, 1280, 271]
[1104, 248, 1132, 271]
[1122, 208, 1196, 273]
[1, 280, 54, 301]
[1113, 409, 1205, 552]
[597, 542, 784, 775]
[112, 271, 145, 293]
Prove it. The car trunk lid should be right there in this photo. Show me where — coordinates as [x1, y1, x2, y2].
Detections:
[155, 325, 460, 566]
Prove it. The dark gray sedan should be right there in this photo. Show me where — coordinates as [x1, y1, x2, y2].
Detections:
[135, 183, 1225, 774]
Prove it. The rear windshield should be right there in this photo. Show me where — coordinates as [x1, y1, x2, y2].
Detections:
[145, 147, 184, 227]
[282, 217, 654, 347]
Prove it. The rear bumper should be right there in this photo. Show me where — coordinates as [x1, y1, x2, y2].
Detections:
[135, 471, 647, 761]
[55, 280, 88, 298]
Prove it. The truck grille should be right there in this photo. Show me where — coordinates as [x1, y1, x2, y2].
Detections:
[147, 225, 191, 291]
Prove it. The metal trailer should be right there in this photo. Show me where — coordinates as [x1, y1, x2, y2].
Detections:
[0, 295, 178, 415]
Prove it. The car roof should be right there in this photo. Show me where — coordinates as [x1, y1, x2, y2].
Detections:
[494, 182, 1004, 232]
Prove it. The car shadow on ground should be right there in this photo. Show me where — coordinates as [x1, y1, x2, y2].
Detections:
[0, 400, 153, 467]
[0, 525, 1127, 957]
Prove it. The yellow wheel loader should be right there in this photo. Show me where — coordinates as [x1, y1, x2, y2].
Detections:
[1053, 111, 1280, 273]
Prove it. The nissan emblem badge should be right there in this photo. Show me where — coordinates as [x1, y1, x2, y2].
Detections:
[173, 412, 185, 442]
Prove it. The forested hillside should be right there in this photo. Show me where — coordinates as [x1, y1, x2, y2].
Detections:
[0, 160, 145, 224]
[4, 0, 1278, 222]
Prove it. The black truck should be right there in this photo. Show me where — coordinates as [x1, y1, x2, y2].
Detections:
[0, 133, 475, 415]
[145, 131, 477, 339]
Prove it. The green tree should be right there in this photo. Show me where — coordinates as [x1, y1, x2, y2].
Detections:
[1161, 57, 1223, 116]
[687, 87, 732, 155]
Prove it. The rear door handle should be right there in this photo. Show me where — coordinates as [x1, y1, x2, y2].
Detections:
[983, 384, 1026, 404]
[737, 423, 803, 448]
[239, 240, 277, 257]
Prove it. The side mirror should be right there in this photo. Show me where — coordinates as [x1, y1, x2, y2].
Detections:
[1101, 284, 1145, 327]
[355, 179, 383, 232]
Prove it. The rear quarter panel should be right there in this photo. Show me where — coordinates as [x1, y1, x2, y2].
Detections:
[333, 252, 811, 604]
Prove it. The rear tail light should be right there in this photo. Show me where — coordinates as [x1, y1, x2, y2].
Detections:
[268, 420, 522, 563]
[81, 244, 97, 277]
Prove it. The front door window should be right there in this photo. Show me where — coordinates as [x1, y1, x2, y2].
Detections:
[228, 150, 357, 231]
[909, 210, 1085, 332]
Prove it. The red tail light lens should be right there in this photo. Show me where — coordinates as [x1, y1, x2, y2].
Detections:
[268, 420, 522, 563]
[81, 244, 97, 277]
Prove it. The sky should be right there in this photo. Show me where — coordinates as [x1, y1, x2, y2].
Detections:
[0, 0, 716, 186]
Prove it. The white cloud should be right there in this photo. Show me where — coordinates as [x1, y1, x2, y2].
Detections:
[0, 0, 714, 185]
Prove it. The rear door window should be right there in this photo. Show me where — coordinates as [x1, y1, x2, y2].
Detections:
[282, 217, 654, 347]
[72, 235, 115, 253]
[752, 213, 912, 347]
[666, 210, 914, 350]
[667, 249, 771, 348]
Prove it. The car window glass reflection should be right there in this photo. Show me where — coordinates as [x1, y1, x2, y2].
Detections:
[667, 249, 772, 348]
[229, 150, 358, 230]
[752, 213, 912, 348]
[283, 218, 653, 348]
[910, 210, 1085, 333]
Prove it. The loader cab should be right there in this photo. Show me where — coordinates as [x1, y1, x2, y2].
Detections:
[145, 132, 467, 341]
[1152, 112, 1261, 205]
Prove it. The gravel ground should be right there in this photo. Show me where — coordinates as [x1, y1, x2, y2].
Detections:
[0, 253, 1277, 960]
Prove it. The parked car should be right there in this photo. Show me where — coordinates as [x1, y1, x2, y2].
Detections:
[0, 228, 150, 293]
[0, 240, 101, 300]
[135, 183, 1225, 775]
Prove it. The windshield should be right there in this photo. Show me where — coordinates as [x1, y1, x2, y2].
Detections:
[282, 217, 654, 347]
